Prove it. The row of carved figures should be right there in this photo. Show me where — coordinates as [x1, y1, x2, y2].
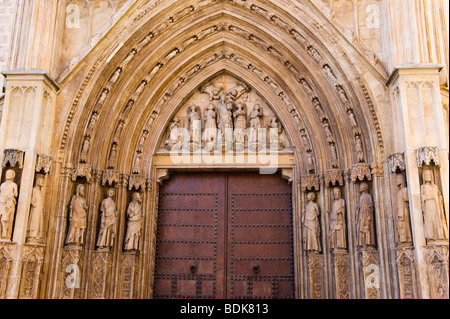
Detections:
[303, 171, 448, 253]
[165, 92, 286, 152]
[65, 185, 142, 251]
[0, 169, 447, 250]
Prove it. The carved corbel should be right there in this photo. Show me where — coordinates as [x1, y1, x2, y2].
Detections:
[416, 146, 440, 167]
[324, 169, 343, 187]
[102, 169, 120, 186]
[300, 174, 320, 192]
[156, 169, 170, 185]
[350, 163, 372, 182]
[2, 149, 25, 169]
[388, 153, 405, 173]
[35, 154, 53, 174]
[281, 169, 293, 185]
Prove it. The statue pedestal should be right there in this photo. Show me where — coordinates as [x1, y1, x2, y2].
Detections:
[118, 251, 139, 299]
[360, 249, 381, 299]
[307, 252, 325, 299]
[88, 249, 113, 299]
[333, 250, 351, 299]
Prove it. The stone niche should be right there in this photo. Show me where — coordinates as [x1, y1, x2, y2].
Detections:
[158, 73, 291, 153]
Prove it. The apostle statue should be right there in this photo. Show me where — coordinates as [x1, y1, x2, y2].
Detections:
[396, 174, 412, 245]
[65, 184, 88, 246]
[421, 170, 448, 242]
[0, 169, 18, 240]
[124, 192, 143, 251]
[165, 116, 183, 151]
[356, 182, 376, 249]
[217, 94, 234, 149]
[329, 187, 347, 251]
[303, 192, 321, 253]
[27, 174, 45, 243]
[96, 188, 117, 249]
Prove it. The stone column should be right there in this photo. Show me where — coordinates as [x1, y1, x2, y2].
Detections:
[0, 70, 58, 299]
[387, 64, 449, 299]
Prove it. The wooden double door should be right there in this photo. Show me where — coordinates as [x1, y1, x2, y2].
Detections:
[153, 172, 295, 299]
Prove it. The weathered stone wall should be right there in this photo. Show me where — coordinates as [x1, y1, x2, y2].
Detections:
[0, 0, 16, 92]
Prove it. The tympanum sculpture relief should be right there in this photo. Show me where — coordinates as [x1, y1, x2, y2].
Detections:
[159, 75, 291, 153]
[65, 184, 88, 246]
[124, 192, 143, 251]
[396, 174, 412, 245]
[303, 192, 321, 253]
[0, 169, 18, 240]
[27, 174, 45, 243]
[356, 182, 376, 249]
[96, 188, 117, 249]
[421, 170, 448, 242]
[329, 187, 347, 251]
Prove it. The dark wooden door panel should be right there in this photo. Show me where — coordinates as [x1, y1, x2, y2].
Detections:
[154, 172, 295, 299]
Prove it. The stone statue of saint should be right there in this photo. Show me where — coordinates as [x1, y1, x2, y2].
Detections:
[396, 174, 412, 245]
[0, 169, 18, 240]
[124, 192, 143, 251]
[329, 187, 347, 251]
[303, 192, 321, 253]
[65, 184, 88, 246]
[249, 104, 263, 151]
[165, 116, 183, 151]
[421, 170, 448, 242]
[233, 102, 247, 152]
[188, 105, 201, 145]
[202, 104, 217, 145]
[268, 117, 283, 151]
[96, 188, 117, 249]
[356, 182, 376, 248]
[217, 94, 234, 148]
[27, 174, 45, 243]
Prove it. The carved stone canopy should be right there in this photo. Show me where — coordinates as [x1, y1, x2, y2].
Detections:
[416, 146, 440, 167]
[36, 154, 53, 174]
[388, 153, 405, 173]
[2, 149, 25, 169]
[351, 163, 372, 182]
[300, 174, 320, 192]
[71, 164, 92, 182]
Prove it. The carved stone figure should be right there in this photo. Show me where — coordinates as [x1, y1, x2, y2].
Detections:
[27, 174, 45, 243]
[65, 184, 88, 246]
[249, 104, 263, 150]
[200, 82, 223, 101]
[329, 187, 347, 250]
[217, 94, 234, 148]
[188, 105, 201, 145]
[0, 170, 18, 240]
[396, 174, 413, 245]
[107, 143, 118, 168]
[233, 102, 247, 152]
[421, 170, 448, 242]
[96, 188, 117, 249]
[356, 182, 376, 248]
[303, 192, 321, 253]
[202, 104, 217, 145]
[268, 117, 284, 150]
[165, 116, 183, 150]
[80, 136, 91, 163]
[355, 134, 365, 162]
[124, 192, 143, 251]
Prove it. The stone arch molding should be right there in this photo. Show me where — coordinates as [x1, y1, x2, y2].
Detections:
[59, 0, 386, 173]
[49, 0, 393, 299]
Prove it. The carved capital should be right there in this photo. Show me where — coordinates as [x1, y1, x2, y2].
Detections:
[128, 174, 146, 191]
[2, 149, 25, 169]
[416, 146, 440, 167]
[35, 154, 53, 174]
[324, 169, 343, 187]
[71, 164, 92, 182]
[388, 153, 405, 173]
[351, 163, 372, 182]
[300, 174, 320, 192]
[102, 169, 120, 186]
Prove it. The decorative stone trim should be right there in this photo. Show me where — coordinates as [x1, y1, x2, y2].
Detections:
[416, 146, 440, 167]
[2, 149, 24, 169]
[388, 153, 405, 173]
